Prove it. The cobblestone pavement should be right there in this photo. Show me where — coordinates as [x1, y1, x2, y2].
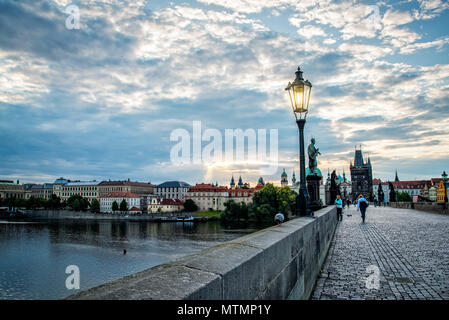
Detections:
[311, 205, 449, 300]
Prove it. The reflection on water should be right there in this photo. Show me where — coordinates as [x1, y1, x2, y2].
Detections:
[0, 220, 257, 300]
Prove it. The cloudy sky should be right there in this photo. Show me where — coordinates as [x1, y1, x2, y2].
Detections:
[0, 0, 448, 186]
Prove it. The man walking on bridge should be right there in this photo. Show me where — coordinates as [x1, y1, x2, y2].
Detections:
[357, 194, 369, 223]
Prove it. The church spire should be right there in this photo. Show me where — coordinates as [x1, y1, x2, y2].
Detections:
[238, 175, 243, 187]
[395, 170, 399, 182]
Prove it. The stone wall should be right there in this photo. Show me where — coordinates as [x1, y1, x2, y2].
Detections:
[68, 206, 337, 300]
[389, 202, 448, 214]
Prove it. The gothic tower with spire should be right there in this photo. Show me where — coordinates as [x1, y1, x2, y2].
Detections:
[350, 146, 373, 199]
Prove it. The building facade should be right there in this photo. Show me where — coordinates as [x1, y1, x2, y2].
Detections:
[147, 198, 183, 213]
[100, 192, 141, 213]
[28, 183, 54, 200]
[99, 180, 154, 212]
[155, 181, 191, 200]
[392, 180, 428, 198]
[436, 180, 446, 203]
[0, 180, 25, 200]
[185, 184, 230, 211]
[350, 147, 373, 199]
[54, 180, 101, 202]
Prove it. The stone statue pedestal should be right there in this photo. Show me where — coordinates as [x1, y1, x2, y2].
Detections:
[307, 173, 322, 211]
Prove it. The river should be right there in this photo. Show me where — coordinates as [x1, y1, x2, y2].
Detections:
[0, 219, 257, 300]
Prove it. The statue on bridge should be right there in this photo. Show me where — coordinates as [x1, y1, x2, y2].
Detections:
[308, 138, 321, 175]
[389, 182, 396, 202]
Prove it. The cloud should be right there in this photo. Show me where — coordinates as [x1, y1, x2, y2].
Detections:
[0, 0, 448, 185]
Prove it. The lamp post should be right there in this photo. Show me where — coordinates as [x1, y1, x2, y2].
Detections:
[286, 66, 312, 216]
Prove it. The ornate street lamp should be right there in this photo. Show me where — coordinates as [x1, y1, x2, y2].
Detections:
[286, 66, 312, 216]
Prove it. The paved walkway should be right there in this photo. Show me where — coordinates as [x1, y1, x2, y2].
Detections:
[311, 205, 449, 300]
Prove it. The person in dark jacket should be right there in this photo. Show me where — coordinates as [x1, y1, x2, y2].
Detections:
[357, 194, 369, 223]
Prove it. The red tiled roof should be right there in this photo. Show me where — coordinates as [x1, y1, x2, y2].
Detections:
[373, 179, 389, 185]
[160, 198, 183, 205]
[100, 192, 140, 198]
[188, 183, 229, 192]
[392, 180, 429, 189]
[128, 206, 141, 211]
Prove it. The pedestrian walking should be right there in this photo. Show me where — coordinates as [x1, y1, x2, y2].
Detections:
[335, 195, 343, 221]
[357, 194, 369, 223]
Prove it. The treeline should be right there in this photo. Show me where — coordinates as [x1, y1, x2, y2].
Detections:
[395, 191, 412, 202]
[220, 184, 296, 225]
[0, 194, 102, 212]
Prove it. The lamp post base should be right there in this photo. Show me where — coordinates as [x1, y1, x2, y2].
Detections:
[296, 186, 312, 216]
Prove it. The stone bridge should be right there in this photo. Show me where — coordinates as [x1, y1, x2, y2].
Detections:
[312, 205, 449, 300]
[68, 205, 448, 300]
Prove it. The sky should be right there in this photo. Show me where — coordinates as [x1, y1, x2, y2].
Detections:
[0, 0, 448, 186]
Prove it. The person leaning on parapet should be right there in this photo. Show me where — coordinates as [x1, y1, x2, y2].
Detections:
[274, 212, 285, 225]
[357, 194, 369, 223]
[335, 195, 343, 221]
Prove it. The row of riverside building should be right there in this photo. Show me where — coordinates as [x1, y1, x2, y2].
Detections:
[0, 176, 267, 214]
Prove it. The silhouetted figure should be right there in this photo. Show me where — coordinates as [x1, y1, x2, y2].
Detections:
[123, 249, 127, 255]
[389, 182, 396, 202]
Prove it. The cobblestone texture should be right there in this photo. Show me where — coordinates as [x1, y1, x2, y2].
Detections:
[311, 205, 449, 300]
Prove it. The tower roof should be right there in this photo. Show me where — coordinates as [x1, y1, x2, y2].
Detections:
[281, 169, 287, 178]
[354, 149, 364, 167]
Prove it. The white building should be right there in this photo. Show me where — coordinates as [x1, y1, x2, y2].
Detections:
[53, 178, 100, 202]
[372, 179, 390, 202]
[100, 192, 140, 213]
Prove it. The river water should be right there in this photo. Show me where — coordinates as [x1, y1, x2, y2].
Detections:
[0, 219, 257, 300]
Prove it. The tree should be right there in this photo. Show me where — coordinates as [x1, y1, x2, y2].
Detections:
[183, 199, 198, 212]
[221, 200, 247, 223]
[67, 195, 89, 211]
[48, 194, 62, 210]
[90, 199, 100, 213]
[276, 186, 296, 216]
[396, 191, 412, 202]
[119, 199, 128, 213]
[112, 200, 119, 212]
[72, 199, 81, 211]
[248, 184, 296, 224]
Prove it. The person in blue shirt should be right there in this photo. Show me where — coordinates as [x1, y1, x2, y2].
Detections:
[357, 194, 369, 223]
[335, 194, 343, 221]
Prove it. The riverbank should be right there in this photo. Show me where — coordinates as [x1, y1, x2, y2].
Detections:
[0, 209, 219, 222]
